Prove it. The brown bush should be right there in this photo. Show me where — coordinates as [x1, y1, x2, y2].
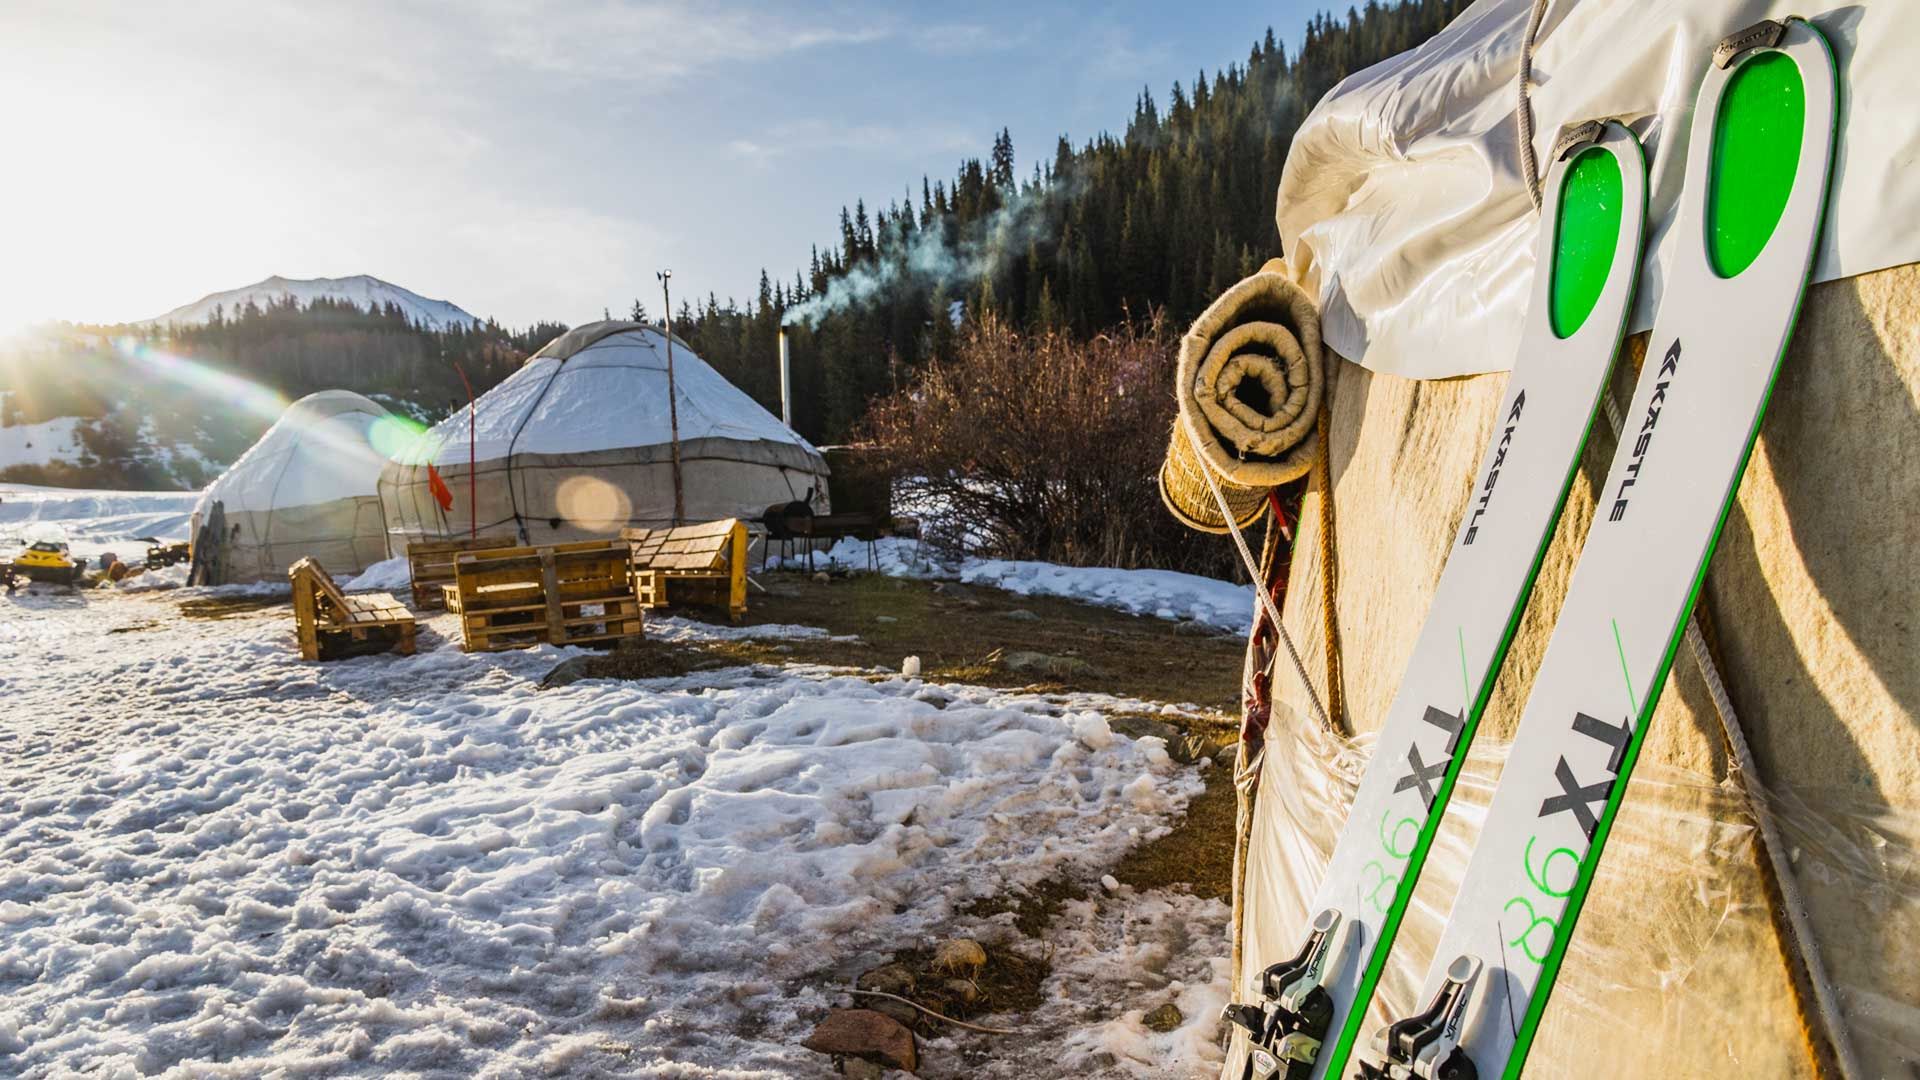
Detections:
[863, 315, 1238, 578]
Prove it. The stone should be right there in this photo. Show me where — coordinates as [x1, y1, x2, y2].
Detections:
[840, 1059, 885, 1079]
[538, 656, 595, 689]
[1002, 608, 1041, 622]
[942, 978, 980, 1005]
[1142, 1002, 1184, 1033]
[812, 572, 831, 584]
[931, 938, 987, 979]
[802, 1008, 917, 1073]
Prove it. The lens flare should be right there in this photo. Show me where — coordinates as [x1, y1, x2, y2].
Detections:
[555, 475, 631, 534]
[368, 415, 428, 461]
[113, 337, 288, 423]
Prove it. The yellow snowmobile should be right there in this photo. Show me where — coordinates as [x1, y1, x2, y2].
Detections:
[12, 530, 85, 586]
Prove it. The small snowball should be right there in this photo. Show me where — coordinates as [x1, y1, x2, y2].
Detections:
[902, 656, 921, 677]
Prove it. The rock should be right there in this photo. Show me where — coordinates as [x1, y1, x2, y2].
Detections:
[813, 572, 831, 584]
[1002, 608, 1040, 622]
[875, 615, 898, 624]
[932, 937, 987, 979]
[840, 1059, 886, 1079]
[802, 1009, 917, 1073]
[1142, 1002, 1184, 1033]
[943, 978, 980, 1005]
[1000, 651, 1094, 678]
[855, 965, 921, 1027]
[538, 656, 595, 689]
[857, 964, 917, 997]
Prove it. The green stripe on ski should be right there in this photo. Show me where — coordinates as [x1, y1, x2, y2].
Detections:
[1611, 619, 1638, 714]
[1502, 30, 1837, 1078]
[1550, 148, 1625, 338]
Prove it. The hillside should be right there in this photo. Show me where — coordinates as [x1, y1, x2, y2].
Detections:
[143, 274, 480, 331]
[0, 290, 559, 490]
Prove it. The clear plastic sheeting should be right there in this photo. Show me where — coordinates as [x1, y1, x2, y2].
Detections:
[1279, 0, 1920, 378]
[1231, 696, 1920, 1077]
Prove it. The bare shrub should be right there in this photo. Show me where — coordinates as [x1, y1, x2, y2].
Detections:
[863, 315, 1238, 578]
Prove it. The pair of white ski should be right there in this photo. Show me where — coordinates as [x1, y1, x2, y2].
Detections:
[1227, 18, 1838, 1080]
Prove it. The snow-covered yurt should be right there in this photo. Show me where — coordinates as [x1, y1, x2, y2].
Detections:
[189, 390, 395, 584]
[378, 321, 829, 547]
[1193, 4, 1919, 1079]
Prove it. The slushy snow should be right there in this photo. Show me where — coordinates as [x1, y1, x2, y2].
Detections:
[780, 537, 1256, 634]
[0, 575, 1229, 1078]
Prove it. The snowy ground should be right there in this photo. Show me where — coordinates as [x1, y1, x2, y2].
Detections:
[0, 485, 196, 563]
[1, 572, 1232, 1078]
[775, 537, 1255, 635]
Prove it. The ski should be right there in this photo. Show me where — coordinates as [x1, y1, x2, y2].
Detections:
[1357, 19, 1838, 1080]
[1224, 120, 1648, 1080]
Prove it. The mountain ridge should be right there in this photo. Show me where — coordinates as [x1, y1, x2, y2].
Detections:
[142, 274, 481, 331]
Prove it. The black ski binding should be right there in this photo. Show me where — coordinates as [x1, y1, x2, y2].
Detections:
[1355, 955, 1482, 1080]
[1222, 908, 1343, 1079]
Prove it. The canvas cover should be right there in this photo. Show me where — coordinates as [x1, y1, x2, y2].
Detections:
[189, 390, 394, 584]
[379, 322, 829, 546]
[1283, 0, 1919, 377]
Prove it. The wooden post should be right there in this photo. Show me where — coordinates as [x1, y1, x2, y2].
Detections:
[658, 270, 685, 526]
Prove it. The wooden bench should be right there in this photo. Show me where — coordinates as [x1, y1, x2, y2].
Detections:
[405, 534, 518, 609]
[448, 540, 644, 652]
[289, 557, 418, 661]
[622, 518, 749, 621]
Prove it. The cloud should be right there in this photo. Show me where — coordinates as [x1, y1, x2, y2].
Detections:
[727, 119, 978, 164]
[462, 1, 890, 86]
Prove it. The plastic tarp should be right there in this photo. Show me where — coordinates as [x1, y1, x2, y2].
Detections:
[1281, 0, 1920, 378]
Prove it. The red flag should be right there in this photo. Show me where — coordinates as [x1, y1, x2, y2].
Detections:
[427, 464, 454, 513]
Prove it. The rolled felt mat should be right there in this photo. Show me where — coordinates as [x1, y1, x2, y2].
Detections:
[1159, 262, 1322, 534]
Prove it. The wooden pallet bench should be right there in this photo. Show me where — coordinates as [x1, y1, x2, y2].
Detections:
[448, 540, 644, 652]
[290, 557, 417, 661]
[406, 534, 518, 610]
[623, 518, 749, 621]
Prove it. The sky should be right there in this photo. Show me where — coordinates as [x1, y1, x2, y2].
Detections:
[0, 1, 1322, 334]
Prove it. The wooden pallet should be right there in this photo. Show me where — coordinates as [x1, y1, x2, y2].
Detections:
[406, 534, 518, 609]
[622, 518, 749, 621]
[290, 557, 417, 661]
[449, 541, 644, 652]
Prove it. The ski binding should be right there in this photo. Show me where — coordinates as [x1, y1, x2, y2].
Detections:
[1222, 909, 1344, 1077]
[1356, 955, 1482, 1080]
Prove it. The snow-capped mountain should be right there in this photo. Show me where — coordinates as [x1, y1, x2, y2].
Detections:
[143, 274, 481, 330]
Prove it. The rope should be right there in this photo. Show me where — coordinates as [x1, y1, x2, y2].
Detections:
[1596, 389, 1856, 1080]
[845, 988, 1023, 1035]
[1179, 414, 1332, 733]
[1517, 0, 1552, 208]
[1314, 395, 1346, 733]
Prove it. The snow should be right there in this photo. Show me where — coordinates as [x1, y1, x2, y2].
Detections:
[340, 556, 409, 593]
[142, 274, 480, 331]
[0, 484, 197, 562]
[0, 416, 83, 470]
[784, 537, 1257, 634]
[0, 590, 1225, 1077]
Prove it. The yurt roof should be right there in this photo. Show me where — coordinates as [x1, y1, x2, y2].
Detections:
[1281, 0, 1918, 379]
[196, 390, 394, 515]
[414, 321, 817, 464]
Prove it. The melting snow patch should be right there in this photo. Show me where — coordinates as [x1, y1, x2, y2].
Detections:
[0, 593, 1211, 1076]
[779, 537, 1255, 634]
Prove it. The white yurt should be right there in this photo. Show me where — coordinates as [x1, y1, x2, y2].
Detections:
[189, 390, 395, 584]
[378, 321, 829, 548]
